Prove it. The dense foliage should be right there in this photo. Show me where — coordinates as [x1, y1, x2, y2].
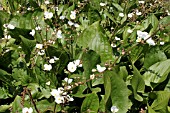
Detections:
[0, 0, 170, 113]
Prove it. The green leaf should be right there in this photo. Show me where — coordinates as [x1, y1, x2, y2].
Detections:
[20, 35, 36, 55]
[104, 70, 129, 113]
[103, 72, 111, 104]
[147, 105, 156, 113]
[37, 100, 59, 112]
[118, 66, 128, 81]
[99, 95, 105, 112]
[131, 65, 145, 101]
[77, 21, 115, 63]
[72, 85, 88, 98]
[12, 95, 22, 113]
[121, 14, 127, 24]
[112, 3, 124, 12]
[159, 15, 170, 30]
[144, 47, 167, 69]
[81, 93, 99, 113]
[92, 78, 104, 87]
[82, 50, 100, 88]
[12, 68, 30, 86]
[9, 11, 44, 29]
[0, 87, 11, 99]
[27, 83, 43, 99]
[149, 14, 159, 34]
[0, 69, 13, 86]
[89, 0, 100, 9]
[88, 9, 101, 24]
[143, 59, 170, 88]
[104, 10, 117, 25]
[165, 77, 170, 91]
[151, 91, 170, 113]
[129, 44, 145, 63]
[0, 105, 11, 112]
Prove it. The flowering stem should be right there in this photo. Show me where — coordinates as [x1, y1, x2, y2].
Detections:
[111, 22, 170, 67]
[21, 87, 27, 107]
[26, 88, 40, 113]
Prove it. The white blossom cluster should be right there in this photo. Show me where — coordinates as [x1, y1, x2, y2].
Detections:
[136, 30, 156, 46]
[44, 56, 59, 71]
[36, 43, 45, 56]
[50, 86, 74, 104]
[67, 60, 82, 73]
[2, 23, 15, 40]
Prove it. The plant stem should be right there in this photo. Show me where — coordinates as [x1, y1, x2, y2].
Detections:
[26, 88, 40, 113]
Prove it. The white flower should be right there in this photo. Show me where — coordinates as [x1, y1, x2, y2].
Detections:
[68, 21, 74, 26]
[36, 44, 43, 49]
[67, 62, 77, 73]
[128, 13, 133, 18]
[92, 69, 97, 72]
[74, 59, 82, 67]
[58, 87, 64, 93]
[119, 13, 124, 17]
[66, 95, 74, 101]
[54, 56, 59, 61]
[100, 3, 106, 6]
[50, 89, 61, 97]
[56, 30, 62, 38]
[136, 38, 142, 43]
[136, 10, 142, 15]
[4, 35, 11, 39]
[70, 11, 76, 19]
[146, 38, 155, 46]
[64, 78, 73, 84]
[59, 16, 65, 20]
[127, 29, 133, 33]
[49, 58, 55, 63]
[65, 85, 72, 90]
[166, 10, 170, 15]
[44, 11, 53, 19]
[137, 30, 150, 40]
[160, 41, 165, 45]
[45, 0, 50, 4]
[7, 24, 15, 29]
[96, 64, 106, 73]
[3, 24, 8, 28]
[38, 50, 45, 55]
[74, 23, 80, 28]
[55, 95, 64, 104]
[138, 1, 145, 4]
[136, 12, 142, 15]
[55, 7, 59, 11]
[35, 26, 41, 30]
[22, 107, 33, 113]
[90, 74, 95, 79]
[48, 40, 55, 44]
[111, 43, 116, 48]
[30, 29, 35, 36]
[115, 36, 120, 41]
[27, 7, 31, 11]
[46, 81, 50, 85]
[111, 106, 119, 113]
[44, 64, 52, 71]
